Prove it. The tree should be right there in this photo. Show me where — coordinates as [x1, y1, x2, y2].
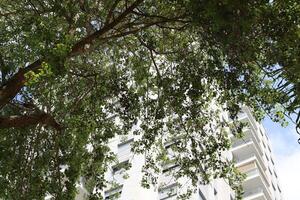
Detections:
[0, 0, 299, 199]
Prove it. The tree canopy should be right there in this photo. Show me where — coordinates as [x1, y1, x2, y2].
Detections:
[0, 0, 299, 199]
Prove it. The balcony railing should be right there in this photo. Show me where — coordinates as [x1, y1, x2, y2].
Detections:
[234, 147, 267, 170]
[243, 187, 264, 198]
[243, 167, 272, 200]
[235, 153, 256, 164]
[232, 137, 252, 148]
[245, 168, 259, 177]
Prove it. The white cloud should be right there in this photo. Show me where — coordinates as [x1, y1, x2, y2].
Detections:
[264, 119, 300, 200]
[276, 149, 300, 200]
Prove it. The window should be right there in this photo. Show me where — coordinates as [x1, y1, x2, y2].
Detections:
[274, 170, 278, 178]
[159, 183, 177, 200]
[272, 182, 276, 191]
[277, 185, 282, 193]
[112, 160, 130, 174]
[117, 138, 134, 160]
[164, 137, 183, 149]
[199, 189, 207, 200]
[260, 129, 264, 137]
[268, 145, 271, 153]
[105, 185, 123, 200]
[214, 188, 218, 200]
[268, 166, 273, 175]
[162, 159, 179, 174]
[118, 138, 134, 149]
[214, 188, 218, 195]
[162, 163, 179, 173]
[271, 157, 275, 165]
[265, 154, 269, 161]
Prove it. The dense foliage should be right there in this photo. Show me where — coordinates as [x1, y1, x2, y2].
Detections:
[0, 0, 299, 199]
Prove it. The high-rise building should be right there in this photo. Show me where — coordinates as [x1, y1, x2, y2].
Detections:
[231, 107, 283, 200]
[76, 107, 283, 200]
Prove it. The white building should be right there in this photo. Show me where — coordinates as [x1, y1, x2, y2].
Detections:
[231, 107, 283, 200]
[77, 107, 283, 200]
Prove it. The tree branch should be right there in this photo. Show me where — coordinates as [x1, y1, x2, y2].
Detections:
[0, 0, 185, 121]
[0, 59, 42, 109]
[69, 0, 143, 56]
[105, 0, 122, 24]
[0, 0, 144, 112]
[0, 112, 62, 130]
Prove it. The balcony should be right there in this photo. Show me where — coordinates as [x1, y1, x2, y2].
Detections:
[158, 183, 178, 200]
[240, 107, 260, 131]
[237, 109, 264, 148]
[231, 136, 252, 148]
[117, 138, 133, 162]
[232, 126, 263, 154]
[243, 188, 267, 200]
[240, 165, 272, 200]
[231, 139, 267, 170]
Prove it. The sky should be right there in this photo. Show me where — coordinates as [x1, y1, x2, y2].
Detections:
[263, 117, 300, 200]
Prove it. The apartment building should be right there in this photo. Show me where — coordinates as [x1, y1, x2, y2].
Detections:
[99, 134, 235, 200]
[231, 107, 283, 200]
[76, 107, 283, 200]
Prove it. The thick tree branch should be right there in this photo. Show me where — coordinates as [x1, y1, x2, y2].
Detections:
[102, 16, 188, 41]
[0, 59, 42, 109]
[0, 53, 6, 82]
[0, 112, 62, 130]
[0, 0, 186, 122]
[0, 0, 143, 112]
[105, 0, 122, 24]
[70, 0, 143, 56]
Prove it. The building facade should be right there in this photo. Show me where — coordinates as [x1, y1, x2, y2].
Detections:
[231, 107, 283, 200]
[76, 107, 283, 200]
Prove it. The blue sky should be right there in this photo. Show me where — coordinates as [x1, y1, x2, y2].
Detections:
[263, 117, 300, 200]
